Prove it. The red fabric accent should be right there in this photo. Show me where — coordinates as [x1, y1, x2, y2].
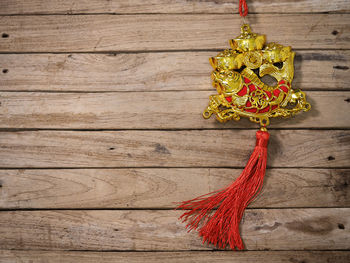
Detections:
[265, 91, 272, 98]
[273, 89, 281, 97]
[237, 86, 247, 96]
[259, 105, 270, 113]
[226, 96, 232, 103]
[245, 108, 257, 113]
[248, 84, 256, 92]
[271, 105, 278, 110]
[239, 0, 248, 17]
[244, 77, 250, 84]
[177, 131, 269, 250]
[280, 86, 288, 93]
[279, 80, 285, 85]
[246, 101, 252, 107]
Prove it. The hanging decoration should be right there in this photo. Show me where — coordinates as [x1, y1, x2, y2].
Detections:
[176, 0, 310, 250]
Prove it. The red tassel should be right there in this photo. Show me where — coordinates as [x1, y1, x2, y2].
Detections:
[177, 130, 269, 250]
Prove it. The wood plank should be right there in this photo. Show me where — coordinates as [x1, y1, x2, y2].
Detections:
[0, 0, 349, 15]
[1, 250, 349, 263]
[0, 130, 348, 168]
[0, 14, 349, 52]
[1, 51, 349, 92]
[0, 209, 348, 250]
[0, 91, 348, 129]
[0, 168, 348, 209]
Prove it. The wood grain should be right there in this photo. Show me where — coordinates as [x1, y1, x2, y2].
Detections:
[0, 0, 349, 14]
[0, 168, 348, 209]
[0, 14, 349, 52]
[0, 0, 348, 259]
[0, 209, 348, 250]
[1, 51, 348, 92]
[0, 91, 348, 129]
[1, 250, 349, 263]
[0, 130, 348, 168]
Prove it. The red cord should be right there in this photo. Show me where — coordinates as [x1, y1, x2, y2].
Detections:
[239, 0, 248, 17]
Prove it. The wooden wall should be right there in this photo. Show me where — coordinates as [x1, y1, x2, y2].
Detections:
[0, 0, 349, 262]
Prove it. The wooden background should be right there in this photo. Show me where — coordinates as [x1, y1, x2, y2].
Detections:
[0, 0, 349, 262]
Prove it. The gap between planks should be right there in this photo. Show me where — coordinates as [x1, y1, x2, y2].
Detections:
[0, 250, 349, 263]
[0, 0, 349, 15]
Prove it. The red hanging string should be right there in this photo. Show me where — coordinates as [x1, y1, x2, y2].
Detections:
[239, 0, 248, 17]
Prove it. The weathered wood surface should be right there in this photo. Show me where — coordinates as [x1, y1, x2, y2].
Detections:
[0, 168, 348, 209]
[0, 130, 348, 168]
[1, 51, 349, 92]
[1, 250, 349, 263]
[0, 91, 348, 129]
[0, 0, 349, 14]
[0, 209, 348, 250]
[0, 14, 349, 52]
[0, 0, 348, 259]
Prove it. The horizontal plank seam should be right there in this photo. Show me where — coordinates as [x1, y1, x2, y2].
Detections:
[0, 127, 350, 134]
[0, 12, 350, 16]
[0, 166, 348, 170]
[1, 48, 350, 55]
[0, 167, 347, 170]
[0, 89, 349, 93]
[2, 249, 350, 253]
[0, 128, 349, 132]
[0, 207, 349, 212]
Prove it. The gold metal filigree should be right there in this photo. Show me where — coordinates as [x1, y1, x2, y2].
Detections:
[203, 24, 310, 127]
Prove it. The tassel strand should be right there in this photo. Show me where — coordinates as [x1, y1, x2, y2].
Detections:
[177, 130, 269, 250]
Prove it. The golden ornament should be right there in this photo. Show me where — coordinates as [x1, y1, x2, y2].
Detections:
[203, 24, 311, 127]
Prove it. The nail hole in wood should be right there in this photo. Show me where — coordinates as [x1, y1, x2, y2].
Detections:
[109, 147, 115, 150]
[333, 65, 349, 70]
[2, 69, 8, 74]
[345, 98, 350, 103]
[332, 30, 339, 35]
[327, 156, 335, 161]
[338, 223, 345, 229]
[2, 33, 9, 38]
